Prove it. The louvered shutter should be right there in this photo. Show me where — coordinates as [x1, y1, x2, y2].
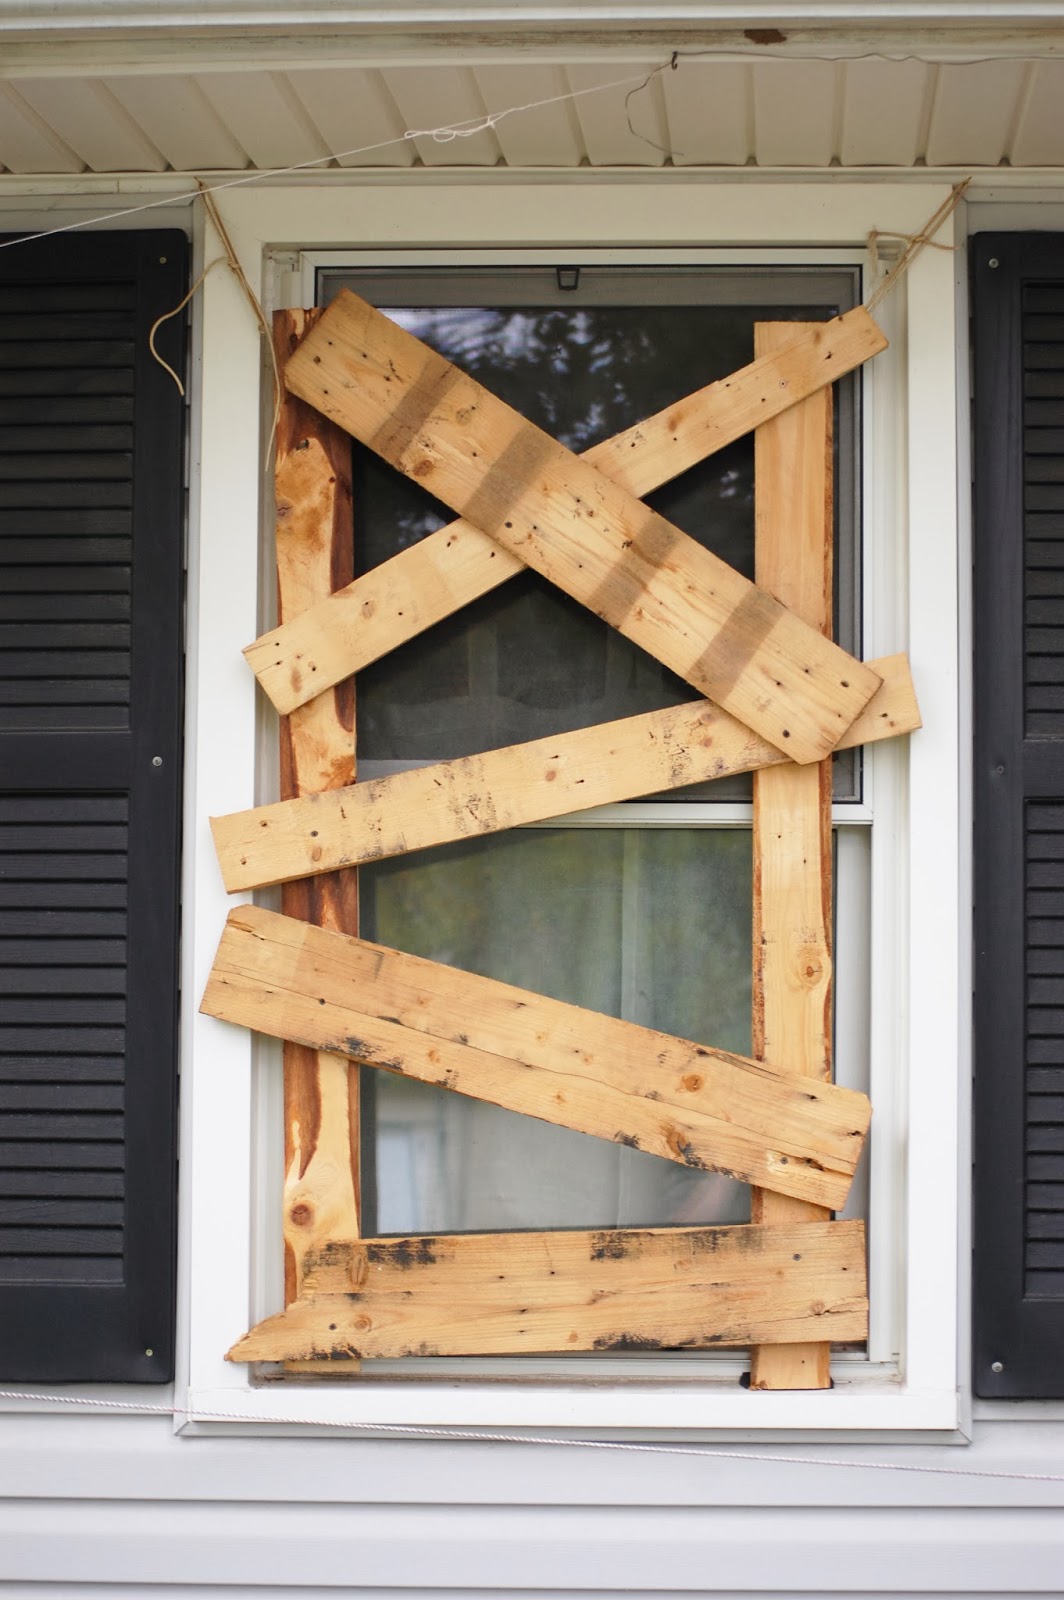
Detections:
[0, 230, 186, 1381]
[974, 233, 1064, 1397]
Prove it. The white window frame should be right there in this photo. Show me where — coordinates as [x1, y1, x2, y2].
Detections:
[180, 180, 963, 1435]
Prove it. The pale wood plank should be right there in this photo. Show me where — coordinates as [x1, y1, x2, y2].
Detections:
[201, 905, 871, 1210]
[248, 306, 887, 718]
[213, 651, 918, 893]
[282, 291, 882, 763]
[226, 1219, 868, 1361]
[272, 311, 360, 1318]
[750, 322, 834, 1391]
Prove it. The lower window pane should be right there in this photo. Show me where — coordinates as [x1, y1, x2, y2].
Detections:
[358, 827, 752, 1235]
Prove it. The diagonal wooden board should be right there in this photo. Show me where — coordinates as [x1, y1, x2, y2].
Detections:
[212, 653, 919, 892]
[201, 904, 870, 1210]
[283, 291, 882, 765]
[226, 1221, 869, 1361]
[247, 307, 888, 718]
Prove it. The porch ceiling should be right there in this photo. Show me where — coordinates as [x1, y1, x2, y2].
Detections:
[2, 35, 1064, 176]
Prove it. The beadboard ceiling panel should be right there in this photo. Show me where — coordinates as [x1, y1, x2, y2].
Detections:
[751, 59, 837, 167]
[193, 71, 332, 171]
[379, 66, 501, 166]
[9, 78, 167, 173]
[663, 62, 749, 167]
[925, 59, 1030, 167]
[839, 57, 931, 168]
[472, 64, 586, 168]
[566, 61, 668, 166]
[103, 74, 249, 171]
[285, 68, 415, 167]
[2, 54, 1064, 175]
[1011, 60, 1064, 167]
[0, 86, 82, 174]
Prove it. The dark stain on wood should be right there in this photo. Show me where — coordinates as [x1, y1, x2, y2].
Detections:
[366, 1236, 439, 1269]
[592, 1333, 660, 1351]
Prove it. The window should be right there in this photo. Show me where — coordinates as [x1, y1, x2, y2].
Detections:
[185, 184, 962, 1433]
[324, 266, 864, 1247]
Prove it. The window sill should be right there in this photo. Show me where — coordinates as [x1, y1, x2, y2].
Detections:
[182, 1365, 959, 1437]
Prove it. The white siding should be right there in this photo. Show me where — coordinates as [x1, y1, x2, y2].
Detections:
[1, 1413, 1064, 1593]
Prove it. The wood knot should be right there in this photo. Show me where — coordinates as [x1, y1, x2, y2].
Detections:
[289, 1203, 313, 1228]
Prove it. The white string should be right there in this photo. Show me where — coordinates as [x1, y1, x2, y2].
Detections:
[1, 1388, 1064, 1484]
[0, 65, 662, 256]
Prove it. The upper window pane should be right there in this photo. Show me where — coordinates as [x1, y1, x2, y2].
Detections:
[319, 267, 861, 801]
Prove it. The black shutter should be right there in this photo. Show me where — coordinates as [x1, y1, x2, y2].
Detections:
[974, 232, 1064, 1397]
[0, 231, 186, 1381]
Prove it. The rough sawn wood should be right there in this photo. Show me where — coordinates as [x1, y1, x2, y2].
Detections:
[226, 1220, 869, 1360]
[271, 310, 361, 1315]
[283, 290, 882, 764]
[212, 653, 919, 891]
[247, 306, 888, 717]
[750, 322, 836, 1390]
[201, 905, 871, 1210]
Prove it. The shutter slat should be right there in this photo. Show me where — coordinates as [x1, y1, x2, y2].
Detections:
[0, 1227, 122, 1255]
[0, 340, 135, 368]
[0, 452, 134, 481]
[0, 1054, 124, 1082]
[0, 398, 134, 427]
[0, 1170, 123, 1197]
[0, 369, 133, 398]
[0, 313, 137, 341]
[0, 425, 132, 453]
[0, 1139, 123, 1169]
[0, 283, 135, 314]
[0, 482, 133, 510]
[0, 970, 127, 997]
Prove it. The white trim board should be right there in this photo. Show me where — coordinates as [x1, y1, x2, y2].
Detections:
[177, 179, 961, 1435]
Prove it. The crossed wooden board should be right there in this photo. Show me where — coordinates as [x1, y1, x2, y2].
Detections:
[201, 292, 919, 1372]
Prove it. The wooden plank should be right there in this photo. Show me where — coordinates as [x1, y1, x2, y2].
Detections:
[246, 306, 887, 718]
[272, 311, 360, 1313]
[213, 652, 919, 892]
[201, 904, 871, 1210]
[283, 291, 883, 764]
[226, 1219, 869, 1360]
[750, 322, 835, 1391]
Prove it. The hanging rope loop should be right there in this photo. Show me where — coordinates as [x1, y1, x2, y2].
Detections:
[865, 179, 970, 312]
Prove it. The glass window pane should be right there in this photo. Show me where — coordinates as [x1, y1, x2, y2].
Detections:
[359, 828, 753, 1234]
[339, 284, 860, 802]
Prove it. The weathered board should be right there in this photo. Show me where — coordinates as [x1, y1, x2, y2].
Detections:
[225, 1219, 869, 1361]
[213, 653, 918, 892]
[272, 311, 361, 1315]
[283, 290, 882, 764]
[247, 307, 888, 717]
[750, 323, 835, 1391]
[201, 905, 871, 1209]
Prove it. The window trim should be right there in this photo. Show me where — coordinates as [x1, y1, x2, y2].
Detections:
[180, 180, 963, 1435]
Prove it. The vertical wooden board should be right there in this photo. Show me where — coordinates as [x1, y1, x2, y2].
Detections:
[750, 322, 835, 1391]
[273, 311, 361, 1320]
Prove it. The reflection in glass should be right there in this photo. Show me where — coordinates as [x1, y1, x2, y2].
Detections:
[360, 829, 753, 1235]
